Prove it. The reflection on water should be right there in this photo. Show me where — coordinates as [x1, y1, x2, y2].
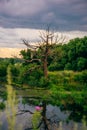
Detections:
[0, 97, 87, 130]
[82, 117, 87, 130]
[0, 65, 87, 130]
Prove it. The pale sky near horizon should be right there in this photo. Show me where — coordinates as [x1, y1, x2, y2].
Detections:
[0, 0, 87, 48]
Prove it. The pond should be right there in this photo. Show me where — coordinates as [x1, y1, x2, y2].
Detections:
[0, 86, 87, 130]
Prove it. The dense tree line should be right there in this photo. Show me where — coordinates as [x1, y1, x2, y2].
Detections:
[0, 36, 87, 85]
[48, 36, 87, 71]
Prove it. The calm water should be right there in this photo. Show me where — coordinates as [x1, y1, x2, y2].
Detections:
[0, 88, 87, 130]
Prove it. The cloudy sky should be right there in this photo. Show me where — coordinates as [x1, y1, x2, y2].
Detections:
[0, 0, 87, 48]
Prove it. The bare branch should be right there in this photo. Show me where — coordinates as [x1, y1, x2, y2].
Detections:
[24, 58, 41, 63]
[22, 39, 39, 50]
[16, 110, 34, 115]
[24, 65, 42, 75]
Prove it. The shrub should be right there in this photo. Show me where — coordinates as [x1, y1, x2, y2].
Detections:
[74, 70, 87, 84]
[39, 77, 50, 87]
[0, 102, 5, 110]
[64, 62, 72, 70]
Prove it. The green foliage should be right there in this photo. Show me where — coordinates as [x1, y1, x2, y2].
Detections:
[74, 70, 87, 84]
[49, 71, 87, 122]
[0, 60, 8, 76]
[20, 49, 31, 60]
[32, 111, 41, 130]
[49, 71, 73, 86]
[48, 36, 87, 71]
[48, 62, 63, 71]
[0, 58, 22, 83]
[0, 60, 9, 82]
[39, 77, 50, 87]
[22, 98, 40, 106]
[77, 57, 87, 71]
[64, 62, 72, 70]
[0, 91, 7, 100]
[17, 64, 43, 86]
[10, 64, 20, 84]
[49, 70, 87, 91]
[10, 64, 20, 77]
[65, 37, 87, 71]
[0, 102, 5, 110]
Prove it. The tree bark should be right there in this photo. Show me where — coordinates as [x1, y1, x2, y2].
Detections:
[43, 56, 48, 78]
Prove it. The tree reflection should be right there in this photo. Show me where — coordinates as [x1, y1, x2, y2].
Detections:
[22, 97, 87, 130]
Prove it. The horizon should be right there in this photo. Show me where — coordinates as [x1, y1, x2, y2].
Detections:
[0, 47, 22, 58]
[0, 27, 87, 48]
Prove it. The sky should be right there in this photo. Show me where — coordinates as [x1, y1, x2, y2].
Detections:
[0, 0, 87, 48]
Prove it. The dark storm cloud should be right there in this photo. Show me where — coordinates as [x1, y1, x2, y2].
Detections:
[0, 0, 87, 31]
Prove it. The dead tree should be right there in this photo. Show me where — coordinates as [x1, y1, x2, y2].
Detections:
[22, 26, 65, 78]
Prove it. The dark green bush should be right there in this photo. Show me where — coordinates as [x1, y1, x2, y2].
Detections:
[74, 70, 87, 84]
[39, 77, 50, 87]
[64, 62, 72, 70]
[0, 102, 5, 110]
[48, 62, 63, 71]
[77, 57, 87, 71]
[0, 91, 7, 100]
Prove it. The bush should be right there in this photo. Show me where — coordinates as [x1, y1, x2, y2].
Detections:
[74, 70, 87, 84]
[64, 62, 72, 70]
[18, 64, 44, 87]
[48, 62, 63, 71]
[0, 91, 7, 100]
[39, 77, 50, 87]
[77, 57, 87, 71]
[0, 102, 5, 110]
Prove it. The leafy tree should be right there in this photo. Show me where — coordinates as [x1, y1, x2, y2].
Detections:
[0, 60, 9, 82]
[64, 62, 72, 70]
[62, 36, 87, 71]
[77, 57, 87, 71]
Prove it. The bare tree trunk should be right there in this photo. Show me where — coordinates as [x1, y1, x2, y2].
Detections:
[43, 56, 48, 78]
[43, 34, 49, 78]
[42, 101, 51, 130]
